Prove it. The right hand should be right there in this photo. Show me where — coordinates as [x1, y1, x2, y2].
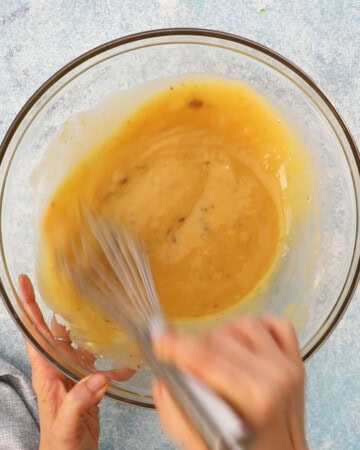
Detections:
[153, 316, 308, 450]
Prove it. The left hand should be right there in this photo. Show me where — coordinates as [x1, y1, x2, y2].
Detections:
[19, 274, 133, 450]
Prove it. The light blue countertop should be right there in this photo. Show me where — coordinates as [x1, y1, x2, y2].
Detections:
[0, 1, 359, 449]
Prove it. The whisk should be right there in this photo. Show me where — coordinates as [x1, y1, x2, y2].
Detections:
[59, 207, 253, 450]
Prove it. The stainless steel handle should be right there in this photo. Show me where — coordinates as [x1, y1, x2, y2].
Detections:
[159, 363, 252, 450]
[139, 333, 253, 450]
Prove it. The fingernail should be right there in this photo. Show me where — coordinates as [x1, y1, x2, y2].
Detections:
[87, 374, 107, 393]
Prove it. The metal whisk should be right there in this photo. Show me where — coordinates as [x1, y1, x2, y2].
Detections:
[59, 207, 252, 450]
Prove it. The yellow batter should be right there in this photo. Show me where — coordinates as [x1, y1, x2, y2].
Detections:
[38, 77, 310, 355]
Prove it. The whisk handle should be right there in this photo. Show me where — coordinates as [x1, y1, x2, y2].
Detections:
[155, 361, 253, 450]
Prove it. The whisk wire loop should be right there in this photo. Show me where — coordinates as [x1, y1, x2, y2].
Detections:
[83, 211, 148, 322]
[58, 205, 252, 450]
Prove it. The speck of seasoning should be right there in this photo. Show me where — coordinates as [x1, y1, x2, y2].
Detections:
[204, 160, 211, 165]
[201, 207, 208, 212]
[170, 86, 174, 90]
[178, 217, 185, 223]
[259, 7, 266, 14]
[210, 204, 215, 209]
[113, 171, 128, 185]
[136, 162, 146, 169]
[188, 98, 204, 109]
[166, 228, 172, 235]
[171, 235, 177, 244]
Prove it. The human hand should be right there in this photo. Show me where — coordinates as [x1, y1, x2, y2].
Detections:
[153, 316, 308, 450]
[19, 274, 133, 450]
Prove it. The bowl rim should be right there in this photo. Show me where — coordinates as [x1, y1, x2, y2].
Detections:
[0, 27, 359, 407]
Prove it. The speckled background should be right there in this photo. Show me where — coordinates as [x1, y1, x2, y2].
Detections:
[0, 1, 359, 449]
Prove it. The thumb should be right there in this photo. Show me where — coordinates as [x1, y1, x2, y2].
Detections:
[55, 373, 108, 431]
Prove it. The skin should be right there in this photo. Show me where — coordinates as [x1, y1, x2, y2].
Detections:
[19, 274, 133, 450]
[19, 274, 307, 450]
[153, 317, 308, 450]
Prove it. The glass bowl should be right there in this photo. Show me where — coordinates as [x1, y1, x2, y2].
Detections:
[0, 28, 359, 407]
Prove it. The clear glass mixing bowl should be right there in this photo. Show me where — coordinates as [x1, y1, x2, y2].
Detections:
[0, 29, 359, 407]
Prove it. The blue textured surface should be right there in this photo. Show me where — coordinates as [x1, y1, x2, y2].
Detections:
[0, 1, 359, 449]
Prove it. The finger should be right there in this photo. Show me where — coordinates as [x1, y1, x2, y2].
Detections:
[49, 317, 98, 370]
[18, 274, 35, 301]
[153, 378, 208, 450]
[54, 374, 108, 436]
[204, 326, 273, 371]
[154, 331, 257, 383]
[19, 275, 67, 385]
[49, 315, 81, 363]
[49, 320, 134, 380]
[18, 274, 53, 341]
[51, 315, 69, 339]
[205, 317, 285, 362]
[261, 316, 303, 363]
[72, 345, 96, 367]
[228, 317, 283, 354]
[100, 367, 135, 380]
